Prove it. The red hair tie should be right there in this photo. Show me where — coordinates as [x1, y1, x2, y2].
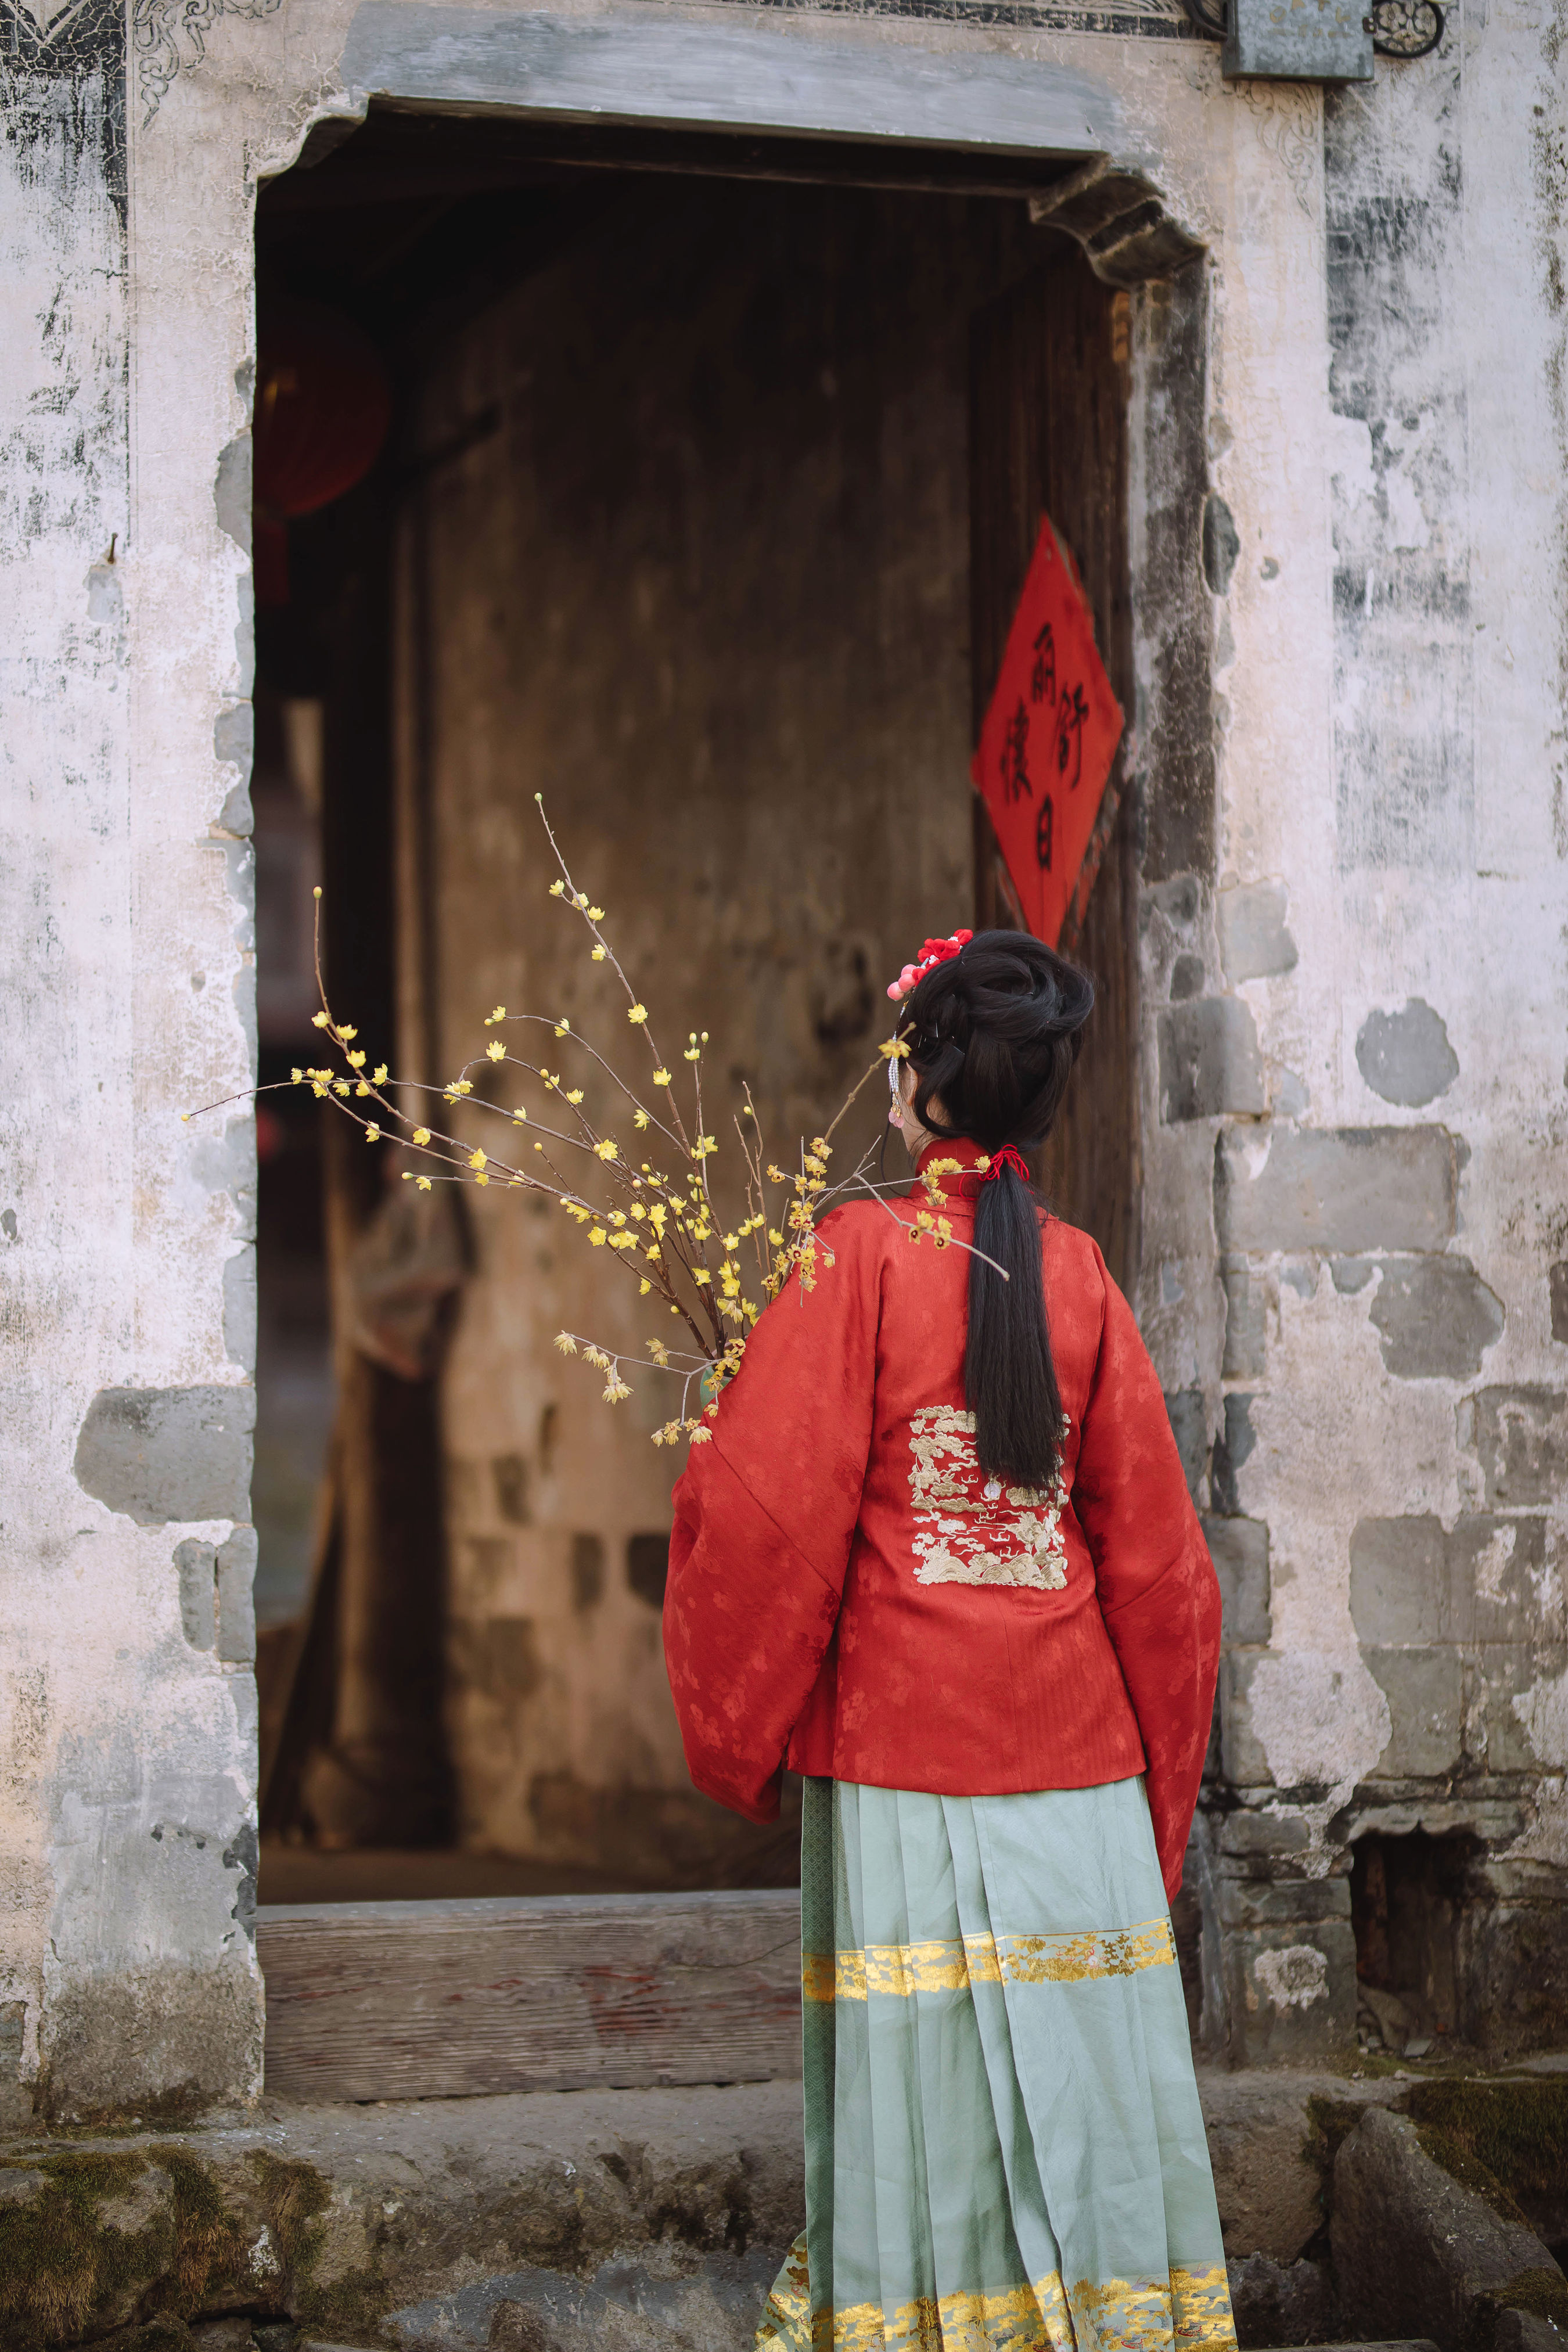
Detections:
[979, 1145, 1031, 1185]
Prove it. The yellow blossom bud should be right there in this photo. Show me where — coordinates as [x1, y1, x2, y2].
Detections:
[355, 1083, 371, 1098]
[595, 1138, 618, 1161]
[347, 1049, 366, 1069]
[640, 1279, 651, 1294]
[633, 1109, 650, 1129]
[290, 1067, 303, 1084]
[373, 1064, 389, 1084]
[339, 1027, 358, 1042]
[628, 1005, 648, 1025]
[313, 885, 322, 899]
[652, 1070, 671, 1087]
[365, 1124, 380, 1142]
[475, 1173, 489, 1186]
[589, 1227, 607, 1246]
[469, 1149, 487, 1171]
[549, 880, 565, 897]
[455, 1080, 472, 1096]
[487, 1041, 505, 1062]
[416, 1175, 431, 1192]
[333, 1080, 350, 1097]
[566, 1088, 584, 1106]
[513, 1109, 527, 1124]
[555, 1332, 578, 1353]
[490, 1006, 506, 1023]
[591, 946, 606, 961]
[311, 1011, 329, 1028]
[588, 906, 606, 922]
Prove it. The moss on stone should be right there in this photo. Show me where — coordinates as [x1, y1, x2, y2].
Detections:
[146, 2145, 254, 2314]
[0, 2149, 165, 2347]
[247, 2148, 330, 2275]
[1407, 2080, 1568, 2207]
[293, 2262, 398, 2344]
[1492, 2266, 1568, 2329]
[1412, 2122, 1531, 2230]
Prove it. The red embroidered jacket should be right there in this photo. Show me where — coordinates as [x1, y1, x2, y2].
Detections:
[663, 1138, 1220, 1900]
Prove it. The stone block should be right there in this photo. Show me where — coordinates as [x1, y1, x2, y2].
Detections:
[1349, 1515, 1548, 1647]
[1332, 2108, 1567, 2352]
[1472, 1645, 1568, 1774]
[1165, 1386, 1210, 1505]
[174, 1537, 218, 1650]
[1550, 1261, 1568, 1346]
[1215, 1127, 1456, 1257]
[1227, 2252, 1333, 2348]
[1464, 1386, 1568, 1508]
[1355, 999, 1460, 1107]
[1210, 1394, 1256, 1517]
[1204, 1515, 1272, 1646]
[1218, 882, 1299, 983]
[1218, 1652, 1275, 1786]
[1224, 1921, 1356, 2066]
[1368, 1256, 1504, 1379]
[215, 1526, 257, 1664]
[1218, 1806, 1312, 1860]
[1221, 1260, 1267, 1379]
[1159, 998, 1266, 1122]
[1362, 1646, 1465, 1777]
[74, 1384, 256, 1526]
[1217, 1875, 1351, 1927]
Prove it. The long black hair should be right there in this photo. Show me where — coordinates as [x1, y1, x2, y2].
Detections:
[900, 930, 1094, 1490]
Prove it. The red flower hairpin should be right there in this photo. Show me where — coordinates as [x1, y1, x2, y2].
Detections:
[886, 929, 973, 1004]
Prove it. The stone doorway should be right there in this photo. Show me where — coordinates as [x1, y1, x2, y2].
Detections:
[247, 106, 1178, 1909]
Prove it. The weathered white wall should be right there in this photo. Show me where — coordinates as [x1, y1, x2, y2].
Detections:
[0, 0, 1563, 2112]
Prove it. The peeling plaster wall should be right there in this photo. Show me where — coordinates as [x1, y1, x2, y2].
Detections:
[1, 0, 1565, 2113]
[0, 0, 262, 2120]
[1157, 4, 1568, 2059]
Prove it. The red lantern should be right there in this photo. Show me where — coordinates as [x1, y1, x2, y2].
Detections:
[253, 300, 392, 604]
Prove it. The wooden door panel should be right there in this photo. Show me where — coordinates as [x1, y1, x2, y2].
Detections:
[969, 243, 1139, 1297]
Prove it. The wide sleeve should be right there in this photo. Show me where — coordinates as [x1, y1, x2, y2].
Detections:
[662, 1209, 880, 1823]
[1070, 1244, 1221, 1903]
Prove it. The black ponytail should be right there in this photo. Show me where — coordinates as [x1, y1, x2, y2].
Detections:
[901, 931, 1094, 1490]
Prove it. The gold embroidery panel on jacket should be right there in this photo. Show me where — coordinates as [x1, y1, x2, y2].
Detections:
[906, 1405, 1068, 1591]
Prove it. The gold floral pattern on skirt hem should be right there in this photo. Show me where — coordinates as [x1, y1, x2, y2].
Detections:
[1069, 2263, 1237, 2352]
[801, 1919, 1176, 2004]
[756, 2252, 1236, 2351]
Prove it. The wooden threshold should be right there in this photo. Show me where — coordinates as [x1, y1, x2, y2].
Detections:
[257, 1887, 803, 2103]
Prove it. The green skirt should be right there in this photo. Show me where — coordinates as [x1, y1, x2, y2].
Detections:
[756, 1777, 1236, 2352]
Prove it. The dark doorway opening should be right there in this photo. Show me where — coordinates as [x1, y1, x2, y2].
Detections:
[1351, 1828, 1482, 2057]
[250, 106, 1139, 1905]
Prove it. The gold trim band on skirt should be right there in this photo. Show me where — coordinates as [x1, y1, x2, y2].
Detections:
[756, 2242, 1234, 2351]
[800, 1918, 1176, 2005]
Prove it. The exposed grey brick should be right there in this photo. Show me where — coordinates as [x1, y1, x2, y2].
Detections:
[1203, 492, 1241, 594]
[1215, 1125, 1456, 1255]
[1218, 882, 1299, 981]
[1361, 1646, 1464, 1776]
[1221, 1261, 1267, 1378]
[1355, 997, 1459, 1107]
[1170, 951, 1204, 1001]
[75, 1386, 255, 1526]
[216, 1526, 257, 1664]
[1210, 1393, 1255, 1517]
[1219, 1652, 1274, 1786]
[1467, 1644, 1568, 1774]
[1164, 1387, 1209, 1506]
[1223, 1922, 1356, 2066]
[1218, 1806, 1312, 1858]
[1551, 1261, 1568, 1344]
[1350, 1514, 1548, 1646]
[1217, 1875, 1351, 1927]
[1464, 1385, 1568, 1507]
[174, 1538, 217, 1650]
[1330, 1256, 1376, 1294]
[1204, 1514, 1272, 1646]
[1145, 874, 1200, 927]
[1159, 998, 1265, 1122]
[1367, 1254, 1504, 1378]
[214, 434, 252, 555]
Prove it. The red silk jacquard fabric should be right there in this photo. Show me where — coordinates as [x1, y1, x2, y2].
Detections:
[663, 1139, 1221, 1902]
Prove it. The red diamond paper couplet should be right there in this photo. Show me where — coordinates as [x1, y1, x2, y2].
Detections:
[970, 516, 1124, 950]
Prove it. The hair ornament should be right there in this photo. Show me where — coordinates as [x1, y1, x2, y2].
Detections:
[976, 1143, 1031, 1186]
[886, 928, 973, 1003]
